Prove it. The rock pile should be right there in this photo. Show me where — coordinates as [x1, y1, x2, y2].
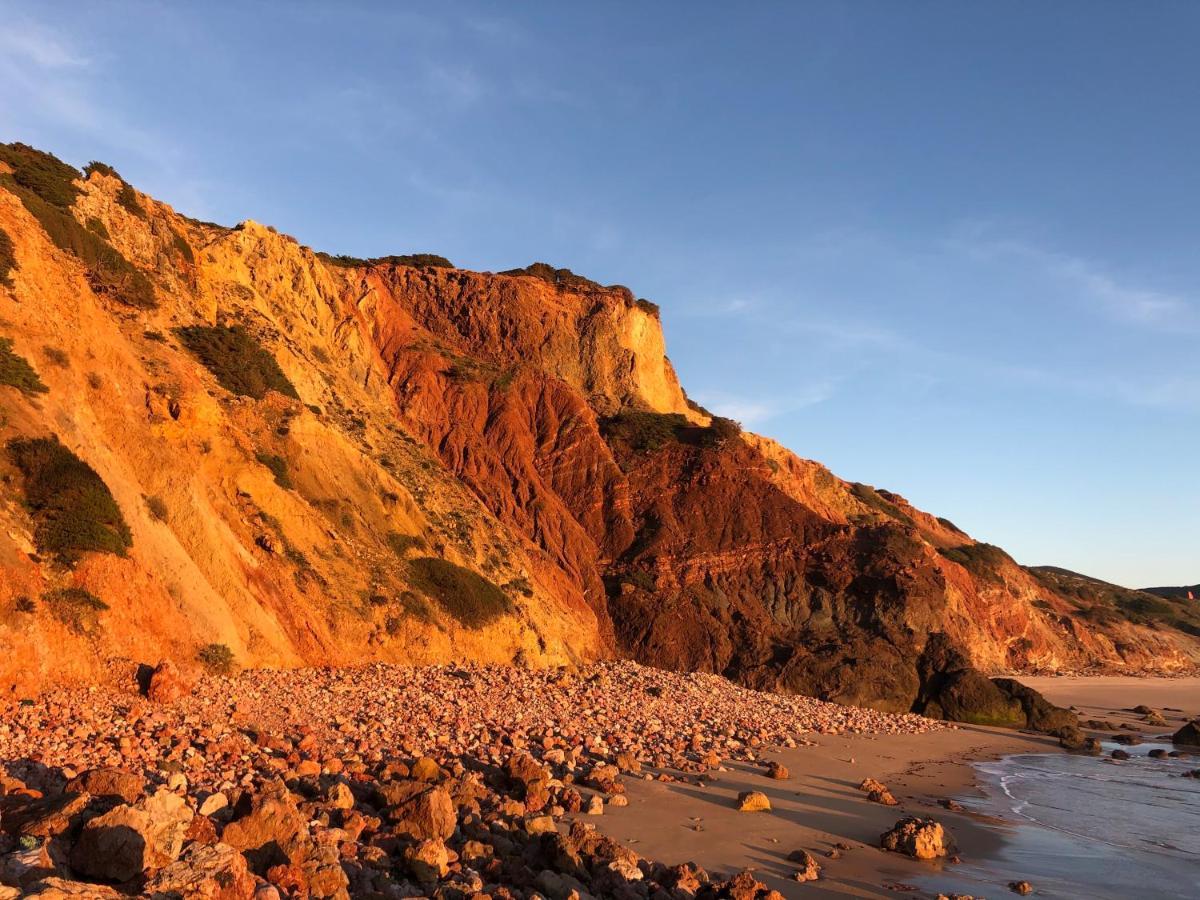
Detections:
[0, 661, 942, 898]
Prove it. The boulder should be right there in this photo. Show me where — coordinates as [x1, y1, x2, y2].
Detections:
[880, 816, 949, 860]
[64, 769, 145, 806]
[71, 789, 194, 882]
[21, 878, 123, 898]
[143, 842, 256, 899]
[146, 660, 189, 703]
[1172, 720, 1200, 747]
[404, 839, 449, 882]
[765, 761, 789, 780]
[1, 792, 91, 838]
[379, 781, 455, 841]
[787, 848, 821, 882]
[736, 791, 771, 812]
[220, 781, 306, 872]
[409, 756, 443, 783]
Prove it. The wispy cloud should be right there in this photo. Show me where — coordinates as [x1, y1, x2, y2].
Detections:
[0, 21, 90, 68]
[694, 381, 835, 426]
[949, 230, 1197, 331]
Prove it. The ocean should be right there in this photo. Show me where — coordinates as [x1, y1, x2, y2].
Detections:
[924, 739, 1200, 899]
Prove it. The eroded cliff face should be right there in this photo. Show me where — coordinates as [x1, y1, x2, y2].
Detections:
[1, 144, 1196, 704]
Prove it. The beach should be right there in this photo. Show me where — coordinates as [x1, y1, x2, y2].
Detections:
[591, 676, 1200, 898]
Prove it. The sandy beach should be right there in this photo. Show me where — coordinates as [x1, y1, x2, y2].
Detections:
[592, 676, 1200, 898]
[594, 724, 1056, 898]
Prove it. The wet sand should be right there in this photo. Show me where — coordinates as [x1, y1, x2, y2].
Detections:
[593, 677, 1200, 898]
[593, 723, 1056, 898]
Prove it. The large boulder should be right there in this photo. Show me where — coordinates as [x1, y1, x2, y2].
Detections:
[916, 635, 1075, 733]
[880, 816, 949, 860]
[145, 660, 190, 703]
[219, 781, 306, 873]
[70, 789, 194, 882]
[378, 781, 456, 841]
[1172, 720, 1200, 747]
[143, 842, 255, 899]
[64, 769, 146, 806]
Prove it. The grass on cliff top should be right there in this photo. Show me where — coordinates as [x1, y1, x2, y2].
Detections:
[0, 143, 156, 309]
[176, 324, 300, 401]
[1030, 566, 1200, 638]
[318, 251, 454, 269]
[7, 436, 132, 564]
[0, 337, 48, 395]
[0, 225, 16, 285]
[406, 556, 513, 628]
[600, 410, 742, 454]
[938, 542, 1014, 579]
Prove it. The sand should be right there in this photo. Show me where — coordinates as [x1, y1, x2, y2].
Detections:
[593, 723, 1056, 898]
[593, 676, 1200, 899]
[1020, 675, 1200, 720]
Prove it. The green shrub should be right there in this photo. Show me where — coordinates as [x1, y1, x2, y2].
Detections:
[851, 482, 916, 527]
[502, 261, 602, 292]
[0, 337, 48, 395]
[14, 596, 35, 614]
[386, 531, 426, 557]
[255, 452, 292, 489]
[116, 181, 144, 218]
[83, 161, 118, 179]
[144, 494, 168, 521]
[317, 251, 453, 269]
[7, 436, 132, 563]
[936, 516, 965, 534]
[406, 557, 512, 628]
[601, 411, 689, 452]
[84, 216, 109, 239]
[197, 642, 235, 675]
[45, 587, 108, 635]
[938, 542, 1013, 578]
[601, 410, 740, 453]
[1, 177, 156, 308]
[1, 143, 155, 308]
[635, 297, 661, 317]
[176, 325, 299, 400]
[42, 346, 69, 368]
[0, 225, 15, 285]
[0, 143, 80, 208]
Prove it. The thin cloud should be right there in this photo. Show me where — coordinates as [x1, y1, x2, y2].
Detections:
[694, 381, 835, 426]
[949, 232, 1196, 331]
[0, 21, 90, 68]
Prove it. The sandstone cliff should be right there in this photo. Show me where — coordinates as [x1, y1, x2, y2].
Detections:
[1, 142, 1196, 705]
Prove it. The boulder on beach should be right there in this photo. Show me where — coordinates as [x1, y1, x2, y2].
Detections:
[736, 791, 771, 812]
[1172, 720, 1200, 747]
[880, 816, 949, 860]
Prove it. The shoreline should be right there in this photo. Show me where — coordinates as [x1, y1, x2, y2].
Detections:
[586, 675, 1200, 898]
[590, 724, 1057, 898]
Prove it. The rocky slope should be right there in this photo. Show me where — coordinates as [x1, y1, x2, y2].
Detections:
[1, 141, 1196, 708]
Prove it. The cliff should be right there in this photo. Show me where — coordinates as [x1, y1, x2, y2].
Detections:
[1, 142, 1196, 706]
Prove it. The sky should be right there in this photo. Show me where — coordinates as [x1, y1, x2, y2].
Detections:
[1, 1, 1196, 587]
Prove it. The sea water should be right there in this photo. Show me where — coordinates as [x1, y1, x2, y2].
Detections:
[926, 740, 1200, 899]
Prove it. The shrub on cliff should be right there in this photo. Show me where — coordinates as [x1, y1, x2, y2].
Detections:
[318, 251, 453, 269]
[197, 642, 236, 675]
[45, 587, 109, 636]
[406, 557, 513, 628]
[938, 542, 1013, 579]
[255, 452, 293, 489]
[176, 324, 299, 400]
[602, 410, 742, 453]
[0, 225, 16, 285]
[7, 436, 132, 563]
[0, 337, 48, 395]
[0, 144, 156, 309]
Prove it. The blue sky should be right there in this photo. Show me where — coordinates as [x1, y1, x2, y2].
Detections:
[2, 1, 1196, 587]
